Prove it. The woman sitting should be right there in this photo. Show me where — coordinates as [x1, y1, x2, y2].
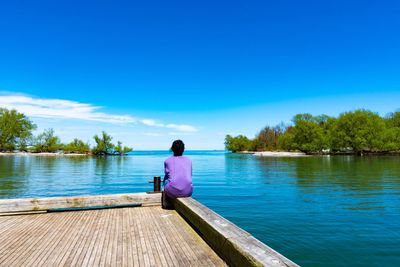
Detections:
[162, 140, 192, 208]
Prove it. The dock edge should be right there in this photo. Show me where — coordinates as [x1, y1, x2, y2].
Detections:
[174, 197, 299, 267]
[0, 192, 162, 214]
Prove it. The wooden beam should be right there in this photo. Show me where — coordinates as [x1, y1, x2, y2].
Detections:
[174, 197, 299, 267]
[0, 193, 161, 214]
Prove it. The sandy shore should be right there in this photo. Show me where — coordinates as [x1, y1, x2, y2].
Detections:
[0, 152, 89, 156]
[253, 151, 307, 157]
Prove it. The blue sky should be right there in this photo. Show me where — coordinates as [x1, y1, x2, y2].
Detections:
[0, 0, 399, 149]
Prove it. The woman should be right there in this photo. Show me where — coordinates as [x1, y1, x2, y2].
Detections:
[163, 140, 192, 207]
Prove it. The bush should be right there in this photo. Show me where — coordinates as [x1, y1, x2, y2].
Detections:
[32, 129, 62, 153]
[63, 139, 91, 154]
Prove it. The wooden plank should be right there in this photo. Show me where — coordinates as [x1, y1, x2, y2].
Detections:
[0, 205, 226, 267]
[111, 208, 120, 266]
[33, 210, 86, 266]
[0, 215, 32, 249]
[142, 208, 171, 267]
[162, 210, 197, 265]
[33, 211, 82, 266]
[0, 213, 57, 264]
[53, 211, 88, 266]
[163, 207, 218, 266]
[150, 212, 176, 267]
[170, 209, 222, 266]
[79, 210, 103, 267]
[126, 208, 136, 266]
[0, 210, 47, 216]
[136, 207, 152, 266]
[69, 210, 99, 266]
[6, 211, 76, 266]
[92, 208, 113, 267]
[0, 192, 161, 213]
[0, 215, 25, 238]
[0, 214, 44, 263]
[121, 208, 128, 267]
[116, 208, 123, 266]
[104, 208, 114, 266]
[140, 207, 165, 267]
[174, 197, 299, 267]
[12, 213, 71, 266]
[130, 206, 143, 267]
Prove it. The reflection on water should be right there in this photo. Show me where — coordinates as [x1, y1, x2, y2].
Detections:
[0, 152, 399, 267]
[0, 156, 30, 196]
[293, 156, 392, 191]
[95, 156, 112, 179]
[95, 156, 131, 182]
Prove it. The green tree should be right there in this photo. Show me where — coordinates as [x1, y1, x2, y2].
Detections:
[223, 109, 400, 155]
[381, 127, 400, 151]
[225, 135, 253, 152]
[291, 113, 327, 153]
[17, 135, 34, 152]
[0, 108, 36, 151]
[385, 111, 400, 127]
[114, 141, 133, 155]
[63, 138, 91, 154]
[278, 126, 296, 151]
[253, 123, 286, 151]
[382, 111, 400, 151]
[92, 131, 115, 155]
[331, 110, 385, 153]
[33, 128, 62, 153]
[323, 117, 338, 151]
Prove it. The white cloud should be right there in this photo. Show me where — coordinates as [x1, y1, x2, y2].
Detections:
[140, 119, 164, 127]
[140, 119, 198, 132]
[0, 95, 136, 123]
[0, 93, 198, 132]
[165, 124, 197, 132]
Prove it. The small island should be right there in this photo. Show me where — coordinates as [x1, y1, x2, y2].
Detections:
[0, 108, 132, 156]
[225, 109, 400, 156]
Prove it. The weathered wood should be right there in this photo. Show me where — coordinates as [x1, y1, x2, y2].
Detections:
[0, 206, 226, 267]
[0, 192, 298, 266]
[0, 192, 161, 214]
[174, 197, 299, 267]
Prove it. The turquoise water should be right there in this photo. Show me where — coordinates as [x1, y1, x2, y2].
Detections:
[1, 151, 400, 267]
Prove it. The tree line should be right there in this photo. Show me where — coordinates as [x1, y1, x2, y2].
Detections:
[225, 109, 400, 155]
[0, 108, 132, 155]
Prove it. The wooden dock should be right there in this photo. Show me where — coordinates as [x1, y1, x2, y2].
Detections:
[0, 206, 225, 266]
[0, 193, 298, 267]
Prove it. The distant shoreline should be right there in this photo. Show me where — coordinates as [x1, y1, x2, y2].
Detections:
[233, 151, 307, 157]
[253, 151, 307, 157]
[0, 152, 89, 157]
[233, 151, 400, 156]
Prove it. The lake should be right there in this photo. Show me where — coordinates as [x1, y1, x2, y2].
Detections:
[1, 151, 399, 267]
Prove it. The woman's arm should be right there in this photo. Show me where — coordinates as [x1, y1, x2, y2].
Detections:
[163, 161, 170, 185]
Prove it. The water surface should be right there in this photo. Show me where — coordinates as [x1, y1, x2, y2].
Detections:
[1, 151, 399, 267]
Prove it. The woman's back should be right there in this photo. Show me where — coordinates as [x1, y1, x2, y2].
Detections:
[163, 140, 193, 199]
[164, 156, 192, 192]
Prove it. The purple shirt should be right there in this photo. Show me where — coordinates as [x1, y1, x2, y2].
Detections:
[164, 156, 193, 198]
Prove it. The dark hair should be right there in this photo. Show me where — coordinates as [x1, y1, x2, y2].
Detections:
[171, 140, 185, 156]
